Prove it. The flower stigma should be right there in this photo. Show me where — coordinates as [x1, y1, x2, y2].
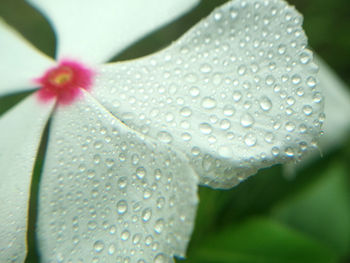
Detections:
[35, 59, 94, 105]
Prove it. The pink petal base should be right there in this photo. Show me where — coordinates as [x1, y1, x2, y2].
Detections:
[35, 59, 94, 105]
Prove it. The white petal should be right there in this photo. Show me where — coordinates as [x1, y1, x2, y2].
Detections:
[0, 94, 55, 262]
[315, 55, 350, 150]
[91, 0, 324, 189]
[27, 0, 200, 64]
[37, 91, 198, 263]
[0, 19, 55, 97]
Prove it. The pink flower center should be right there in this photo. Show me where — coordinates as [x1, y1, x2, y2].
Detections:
[35, 59, 94, 105]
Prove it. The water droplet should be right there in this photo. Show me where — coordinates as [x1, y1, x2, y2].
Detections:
[118, 177, 127, 189]
[220, 119, 231, 130]
[306, 76, 317, 88]
[180, 107, 192, 117]
[201, 97, 217, 109]
[199, 123, 213, 135]
[200, 63, 212, 73]
[264, 132, 275, 143]
[157, 131, 173, 143]
[240, 113, 255, 128]
[271, 147, 280, 156]
[142, 208, 152, 222]
[313, 92, 322, 103]
[237, 65, 247, 76]
[121, 230, 130, 241]
[259, 96, 272, 111]
[230, 8, 238, 19]
[117, 200, 128, 214]
[93, 240, 105, 253]
[300, 50, 312, 64]
[181, 132, 192, 141]
[136, 167, 146, 179]
[154, 253, 166, 263]
[154, 219, 165, 234]
[214, 11, 223, 21]
[88, 220, 97, 230]
[108, 244, 116, 255]
[265, 75, 275, 86]
[132, 233, 142, 245]
[244, 133, 257, 146]
[223, 105, 235, 116]
[291, 74, 301, 85]
[233, 91, 242, 102]
[189, 86, 200, 97]
[285, 122, 296, 132]
[302, 105, 313, 116]
[284, 147, 295, 157]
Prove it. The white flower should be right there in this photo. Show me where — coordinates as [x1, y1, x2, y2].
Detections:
[0, 0, 325, 262]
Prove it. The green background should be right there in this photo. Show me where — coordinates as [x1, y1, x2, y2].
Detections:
[0, 0, 349, 262]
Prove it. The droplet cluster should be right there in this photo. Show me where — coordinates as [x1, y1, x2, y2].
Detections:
[93, 0, 324, 188]
[37, 93, 198, 262]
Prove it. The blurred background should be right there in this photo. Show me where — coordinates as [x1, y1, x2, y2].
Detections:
[0, 0, 349, 262]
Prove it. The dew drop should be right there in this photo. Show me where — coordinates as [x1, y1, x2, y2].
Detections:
[230, 8, 238, 19]
[271, 147, 280, 156]
[240, 113, 255, 128]
[306, 76, 317, 88]
[180, 107, 192, 117]
[116, 200, 128, 215]
[233, 91, 242, 102]
[154, 253, 166, 263]
[259, 96, 272, 111]
[200, 63, 212, 73]
[199, 123, 213, 135]
[108, 244, 116, 255]
[285, 122, 296, 132]
[302, 105, 313, 116]
[201, 97, 217, 109]
[154, 219, 165, 234]
[244, 133, 257, 147]
[136, 167, 147, 179]
[220, 119, 231, 130]
[223, 105, 235, 116]
[121, 230, 130, 241]
[237, 65, 247, 76]
[142, 208, 152, 222]
[157, 131, 173, 143]
[93, 240, 105, 253]
[189, 86, 200, 97]
[284, 147, 295, 157]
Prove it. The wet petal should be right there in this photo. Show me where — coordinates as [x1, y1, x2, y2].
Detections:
[0, 94, 55, 262]
[315, 55, 350, 151]
[37, 91, 198, 262]
[91, 0, 324, 188]
[0, 19, 55, 97]
[27, 0, 199, 63]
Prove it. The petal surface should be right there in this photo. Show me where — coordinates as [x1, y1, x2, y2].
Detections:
[0, 19, 55, 97]
[27, 0, 200, 64]
[91, 0, 324, 188]
[315, 56, 350, 151]
[37, 91, 198, 263]
[0, 94, 55, 262]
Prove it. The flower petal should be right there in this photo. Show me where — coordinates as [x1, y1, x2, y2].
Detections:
[315, 55, 350, 151]
[91, 0, 324, 188]
[27, 0, 200, 64]
[0, 19, 55, 97]
[0, 94, 54, 262]
[37, 91, 198, 262]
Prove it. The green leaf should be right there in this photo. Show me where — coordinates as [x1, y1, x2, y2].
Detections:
[272, 161, 350, 257]
[183, 217, 337, 263]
